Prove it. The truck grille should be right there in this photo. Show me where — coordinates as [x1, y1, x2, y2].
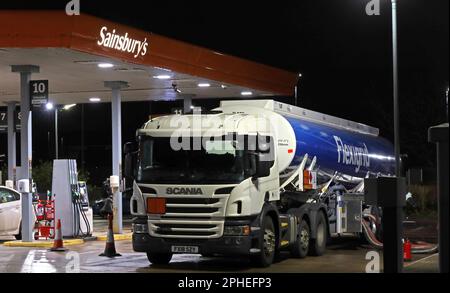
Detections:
[148, 194, 228, 239]
[149, 219, 224, 239]
[166, 207, 219, 214]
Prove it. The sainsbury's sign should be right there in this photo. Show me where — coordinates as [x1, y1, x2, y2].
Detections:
[97, 26, 149, 58]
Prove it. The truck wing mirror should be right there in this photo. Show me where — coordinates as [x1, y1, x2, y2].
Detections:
[124, 141, 138, 155]
[124, 141, 138, 179]
[124, 153, 136, 179]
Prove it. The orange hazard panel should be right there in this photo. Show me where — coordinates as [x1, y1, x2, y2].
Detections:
[303, 170, 313, 190]
[303, 170, 318, 190]
[147, 198, 167, 215]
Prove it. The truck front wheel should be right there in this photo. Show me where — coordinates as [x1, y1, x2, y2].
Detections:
[251, 216, 276, 268]
[309, 211, 327, 256]
[147, 252, 173, 265]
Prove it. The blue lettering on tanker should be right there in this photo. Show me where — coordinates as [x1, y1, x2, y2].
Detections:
[285, 117, 396, 178]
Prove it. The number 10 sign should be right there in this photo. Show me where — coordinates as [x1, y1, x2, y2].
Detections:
[30, 80, 49, 106]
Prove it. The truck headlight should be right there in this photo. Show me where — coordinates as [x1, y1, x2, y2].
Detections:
[223, 225, 251, 236]
[133, 223, 149, 234]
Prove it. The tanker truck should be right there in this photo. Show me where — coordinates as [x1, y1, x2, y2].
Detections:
[125, 100, 396, 267]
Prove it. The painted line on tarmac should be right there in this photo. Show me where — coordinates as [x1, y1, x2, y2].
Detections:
[95, 233, 132, 241]
[3, 239, 84, 248]
[404, 253, 438, 268]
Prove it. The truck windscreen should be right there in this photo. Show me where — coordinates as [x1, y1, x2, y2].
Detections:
[136, 136, 255, 184]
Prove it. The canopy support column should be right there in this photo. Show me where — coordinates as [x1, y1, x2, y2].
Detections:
[105, 81, 129, 234]
[11, 65, 40, 242]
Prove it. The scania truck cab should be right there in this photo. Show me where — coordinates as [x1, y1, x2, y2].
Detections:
[126, 100, 396, 267]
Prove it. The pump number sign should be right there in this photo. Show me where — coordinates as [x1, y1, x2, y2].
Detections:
[0, 109, 21, 132]
[30, 80, 49, 106]
[0, 111, 6, 132]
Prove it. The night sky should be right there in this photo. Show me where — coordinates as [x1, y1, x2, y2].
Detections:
[0, 0, 448, 185]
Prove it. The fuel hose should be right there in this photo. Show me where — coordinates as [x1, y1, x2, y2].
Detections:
[362, 218, 438, 254]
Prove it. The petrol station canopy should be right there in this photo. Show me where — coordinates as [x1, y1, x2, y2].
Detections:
[0, 11, 298, 105]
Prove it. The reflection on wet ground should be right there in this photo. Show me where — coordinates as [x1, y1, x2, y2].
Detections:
[0, 236, 438, 273]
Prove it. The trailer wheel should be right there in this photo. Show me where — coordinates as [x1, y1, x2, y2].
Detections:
[309, 211, 327, 256]
[291, 219, 310, 258]
[251, 216, 276, 267]
[146, 252, 173, 265]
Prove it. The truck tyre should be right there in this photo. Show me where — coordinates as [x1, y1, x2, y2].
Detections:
[251, 216, 276, 268]
[309, 211, 327, 256]
[291, 219, 310, 258]
[146, 252, 173, 265]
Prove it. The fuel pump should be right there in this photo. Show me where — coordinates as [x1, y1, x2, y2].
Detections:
[75, 181, 92, 237]
[53, 160, 93, 238]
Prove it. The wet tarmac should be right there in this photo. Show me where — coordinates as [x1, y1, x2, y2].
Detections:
[0, 216, 439, 273]
[0, 237, 438, 273]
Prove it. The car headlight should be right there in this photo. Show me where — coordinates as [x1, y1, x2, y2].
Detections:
[223, 225, 251, 236]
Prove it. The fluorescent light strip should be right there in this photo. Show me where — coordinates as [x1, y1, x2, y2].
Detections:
[98, 63, 114, 69]
[241, 91, 253, 96]
[63, 104, 77, 110]
[153, 75, 172, 80]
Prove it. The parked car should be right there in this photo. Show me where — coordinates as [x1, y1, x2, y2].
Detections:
[0, 186, 22, 240]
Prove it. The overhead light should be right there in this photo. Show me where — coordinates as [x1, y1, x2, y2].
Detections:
[63, 104, 77, 110]
[45, 103, 54, 110]
[198, 83, 211, 88]
[153, 75, 172, 80]
[241, 91, 253, 96]
[98, 63, 114, 69]
[89, 97, 101, 103]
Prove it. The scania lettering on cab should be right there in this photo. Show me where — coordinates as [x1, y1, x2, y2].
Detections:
[125, 100, 396, 267]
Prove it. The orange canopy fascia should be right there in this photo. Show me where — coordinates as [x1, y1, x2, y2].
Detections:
[0, 10, 298, 96]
